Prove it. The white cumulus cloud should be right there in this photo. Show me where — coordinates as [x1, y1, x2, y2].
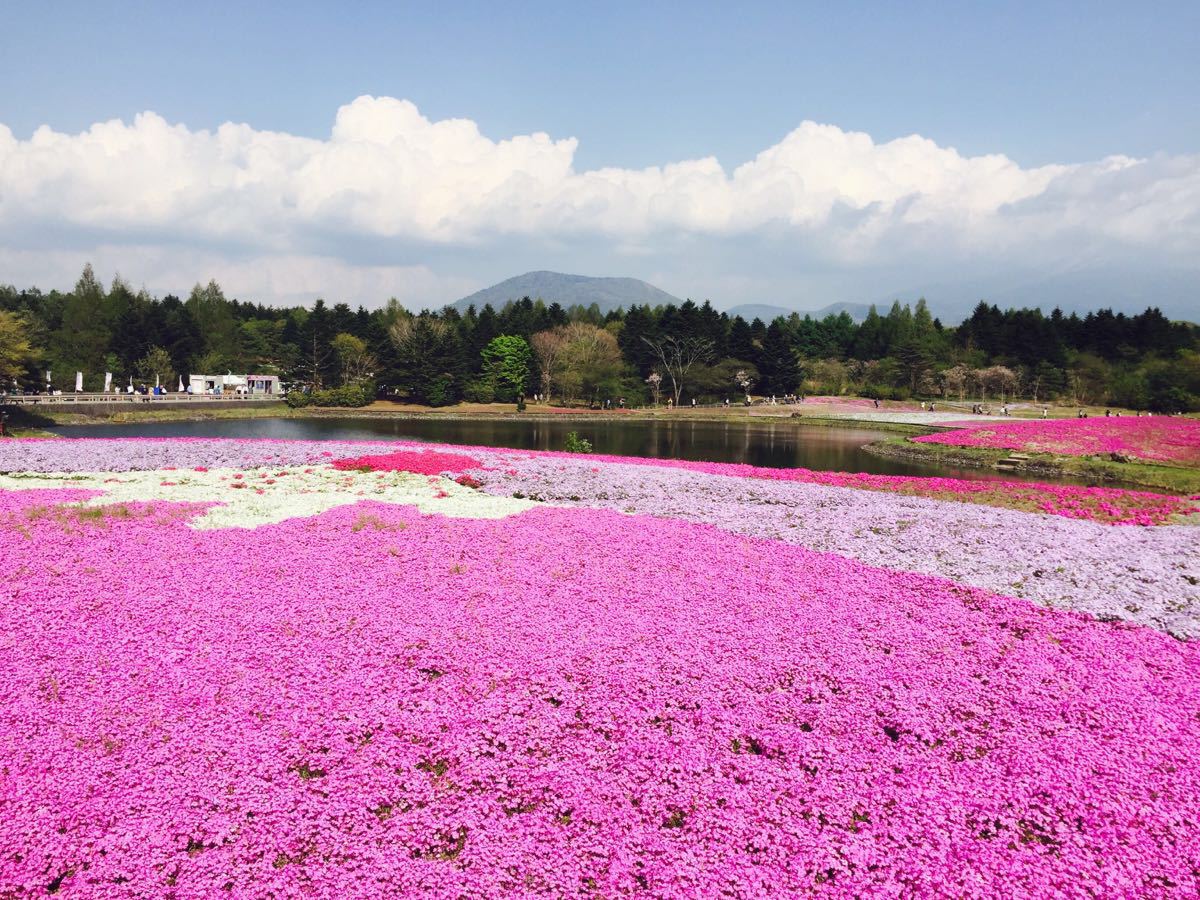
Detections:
[0, 95, 1197, 307]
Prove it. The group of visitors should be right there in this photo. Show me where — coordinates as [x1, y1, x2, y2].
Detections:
[132, 384, 177, 401]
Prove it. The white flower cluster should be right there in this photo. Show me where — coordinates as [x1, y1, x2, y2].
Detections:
[0, 465, 535, 529]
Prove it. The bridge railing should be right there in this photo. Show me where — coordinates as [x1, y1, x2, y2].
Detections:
[1, 393, 284, 405]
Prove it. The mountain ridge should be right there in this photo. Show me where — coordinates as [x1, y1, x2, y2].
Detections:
[451, 271, 681, 313]
[449, 270, 1195, 325]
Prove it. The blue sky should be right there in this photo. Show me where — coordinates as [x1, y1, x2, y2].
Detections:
[1, 1, 1198, 316]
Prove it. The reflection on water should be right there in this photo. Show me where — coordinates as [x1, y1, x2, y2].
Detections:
[50, 415, 1077, 484]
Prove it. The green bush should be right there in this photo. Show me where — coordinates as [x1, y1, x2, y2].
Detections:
[564, 431, 593, 453]
[285, 391, 312, 408]
[306, 381, 374, 408]
[462, 378, 496, 404]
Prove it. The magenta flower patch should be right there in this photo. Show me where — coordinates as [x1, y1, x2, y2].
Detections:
[0, 437, 1198, 895]
[913, 416, 1200, 466]
[332, 449, 483, 475]
[1, 488, 1199, 896]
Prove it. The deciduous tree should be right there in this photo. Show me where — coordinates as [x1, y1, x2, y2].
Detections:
[134, 346, 175, 388]
[640, 333, 714, 406]
[0, 310, 39, 386]
[331, 332, 377, 385]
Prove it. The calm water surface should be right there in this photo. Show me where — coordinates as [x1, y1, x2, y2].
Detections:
[50, 416, 1073, 483]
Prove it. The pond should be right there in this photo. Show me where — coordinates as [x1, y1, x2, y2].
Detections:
[49, 415, 1061, 483]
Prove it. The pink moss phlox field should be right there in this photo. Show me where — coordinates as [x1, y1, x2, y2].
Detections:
[1, 438, 1196, 631]
[2, 489, 1200, 897]
[0, 437, 386, 473]
[913, 417, 1200, 465]
[2, 437, 1191, 526]
[474, 453, 1200, 637]
[332, 450, 483, 475]
[519, 449, 1197, 526]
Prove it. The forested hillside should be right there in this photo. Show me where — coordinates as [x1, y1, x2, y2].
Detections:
[2, 265, 1197, 410]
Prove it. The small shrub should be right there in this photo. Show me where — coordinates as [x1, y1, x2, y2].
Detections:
[564, 431, 592, 454]
[285, 391, 312, 409]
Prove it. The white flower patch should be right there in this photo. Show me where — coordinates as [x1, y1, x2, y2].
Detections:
[0, 465, 537, 529]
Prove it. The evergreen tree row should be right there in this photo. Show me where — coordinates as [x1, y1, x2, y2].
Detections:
[2, 266, 1197, 411]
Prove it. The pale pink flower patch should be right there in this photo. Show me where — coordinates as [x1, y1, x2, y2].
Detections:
[524, 449, 1197, 525]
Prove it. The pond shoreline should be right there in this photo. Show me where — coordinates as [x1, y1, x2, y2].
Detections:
[11, 402, 1196, 494]
[28, 412, 1047, 485]
[5, 401, 936, 436]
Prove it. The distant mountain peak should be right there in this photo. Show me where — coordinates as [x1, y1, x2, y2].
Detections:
[452, 271, 681, 313]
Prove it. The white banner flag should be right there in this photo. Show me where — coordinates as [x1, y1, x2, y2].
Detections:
[46, 370, 51, 385]
[104, 372, 112, 392]
[75, 372, 83, 392]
